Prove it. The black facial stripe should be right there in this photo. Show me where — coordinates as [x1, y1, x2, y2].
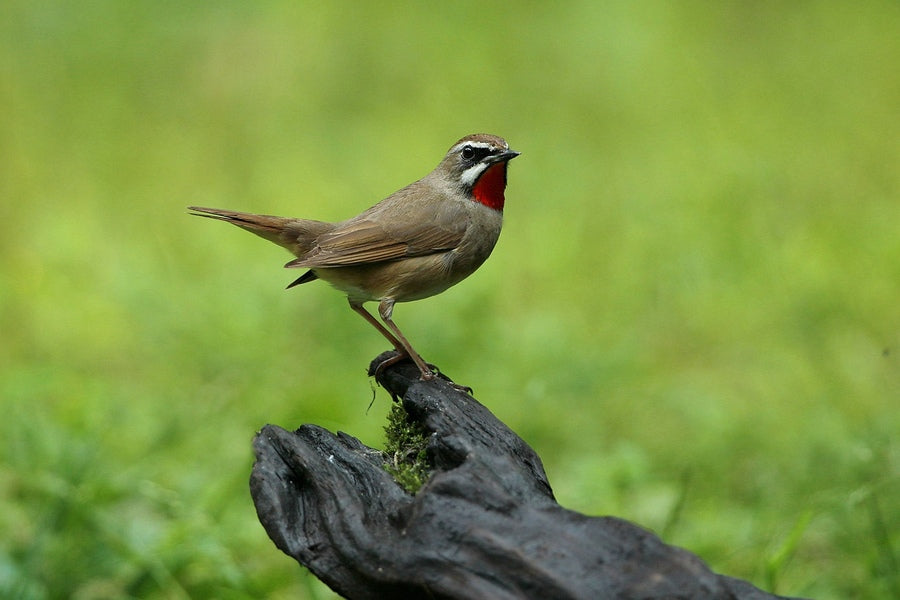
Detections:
[460, 144, 499, 166]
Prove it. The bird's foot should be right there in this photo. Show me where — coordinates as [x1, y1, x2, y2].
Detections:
[372, 349, 438, 381]
[423, 364, 473, 395]
[369, 350, 473, 395]
[372, 350, 410, 379]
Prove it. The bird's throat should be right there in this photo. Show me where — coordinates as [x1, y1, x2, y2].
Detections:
[471, 162, 508, 211]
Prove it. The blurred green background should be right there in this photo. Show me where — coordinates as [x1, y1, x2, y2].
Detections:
[2, 2, 898, 598]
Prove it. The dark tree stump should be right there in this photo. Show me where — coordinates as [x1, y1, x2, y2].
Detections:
[250, 353, 803, 599]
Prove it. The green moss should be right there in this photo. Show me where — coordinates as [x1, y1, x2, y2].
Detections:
[383, 402, 431, 494]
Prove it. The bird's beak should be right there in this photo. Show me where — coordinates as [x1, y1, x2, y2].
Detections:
[495, 149, 520, 163]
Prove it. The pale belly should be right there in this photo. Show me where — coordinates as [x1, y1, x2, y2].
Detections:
[314, 252, 476, 303]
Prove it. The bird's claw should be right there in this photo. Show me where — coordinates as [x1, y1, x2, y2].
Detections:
[371, 352, 474, 396]
[373, 351, 409, 378]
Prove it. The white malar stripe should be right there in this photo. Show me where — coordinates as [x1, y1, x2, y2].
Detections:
[460, 162, 490, 187]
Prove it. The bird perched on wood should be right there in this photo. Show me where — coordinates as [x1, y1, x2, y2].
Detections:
[189, 133, 519, 380]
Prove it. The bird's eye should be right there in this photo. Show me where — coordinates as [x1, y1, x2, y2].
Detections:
[461, 145, 476, 160]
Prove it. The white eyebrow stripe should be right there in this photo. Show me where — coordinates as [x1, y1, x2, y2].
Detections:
[451, 141, 501, 153]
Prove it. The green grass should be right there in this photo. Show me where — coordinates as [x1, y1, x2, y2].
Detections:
[2, 2, 898, 598]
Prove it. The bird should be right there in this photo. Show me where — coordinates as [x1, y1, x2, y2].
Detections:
[189, 133, 519, 381]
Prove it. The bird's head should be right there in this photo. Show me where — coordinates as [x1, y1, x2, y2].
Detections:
[438, 133, 520, 211]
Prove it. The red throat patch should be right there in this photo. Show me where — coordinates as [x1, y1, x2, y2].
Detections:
[471, 162, 508, 211]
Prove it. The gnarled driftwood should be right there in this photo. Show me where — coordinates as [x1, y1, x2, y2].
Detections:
[249, 352, 801, 599]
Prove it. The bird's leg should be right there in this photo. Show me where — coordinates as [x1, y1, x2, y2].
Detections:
[349, 299, 421, 377]
[377, 299, 435, 380]
[349, 299, 403, 349]
[350, 298, 466, 389]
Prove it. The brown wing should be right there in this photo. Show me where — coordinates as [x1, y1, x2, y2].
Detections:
[286, 184, 466, 269]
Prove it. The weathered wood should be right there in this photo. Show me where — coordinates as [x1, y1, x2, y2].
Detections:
[250, 352, 802, 599]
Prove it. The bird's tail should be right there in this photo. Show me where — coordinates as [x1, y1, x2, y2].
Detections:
[188, 206, 331, 258]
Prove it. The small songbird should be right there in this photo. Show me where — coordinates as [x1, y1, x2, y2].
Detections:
[189, 133, 519, 380]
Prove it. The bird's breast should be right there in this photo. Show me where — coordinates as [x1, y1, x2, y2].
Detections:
[450, 200, 503, 274]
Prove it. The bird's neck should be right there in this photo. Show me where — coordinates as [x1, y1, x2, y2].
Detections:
[471, 162, 508, 211]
